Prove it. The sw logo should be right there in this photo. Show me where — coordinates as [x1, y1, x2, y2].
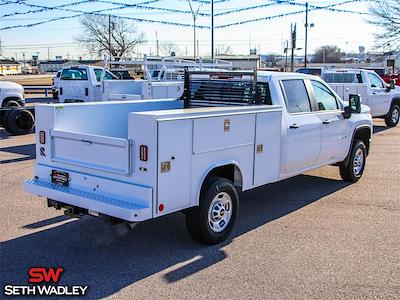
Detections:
[3, 267, 88, 297]
[28, 267, 64, 283]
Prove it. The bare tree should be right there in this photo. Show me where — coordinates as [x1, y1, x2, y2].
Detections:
[160, 41, 180, 56]
[76, 15, 146, 59]
[369, 1, 400, 50]
[312, 45, 344, 63]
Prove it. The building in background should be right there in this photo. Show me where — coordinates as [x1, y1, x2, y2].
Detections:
[39, 59, 76, 73]
[0, 59, 22, 75]
[39, 59, 104, 73]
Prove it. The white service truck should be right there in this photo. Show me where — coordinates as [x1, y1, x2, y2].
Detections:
[0, 81, 25, 108]
[25, 70, 373, 245]
[322, 69, 400, 127]
[57, 65, 183, 103]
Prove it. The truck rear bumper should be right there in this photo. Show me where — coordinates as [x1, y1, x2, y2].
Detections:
[25, 178, 152, 222]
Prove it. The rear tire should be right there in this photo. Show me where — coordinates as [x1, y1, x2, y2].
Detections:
[385, 104, 400, 127]
[4, 109, 35, 135]
[185, 177, 239, 245]
[339, 140, 366, 182]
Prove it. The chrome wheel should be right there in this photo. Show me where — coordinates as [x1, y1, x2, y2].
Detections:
[208, 192, 232, 233]
[392, 107, 399, 124]
[353, 148, 364, 177]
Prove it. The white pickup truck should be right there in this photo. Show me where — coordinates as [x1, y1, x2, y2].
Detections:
[25, 70, 373, 245]
[58, 66, 183, 103]
[322, 69, 400, 127]
[0, 81, 25, 107]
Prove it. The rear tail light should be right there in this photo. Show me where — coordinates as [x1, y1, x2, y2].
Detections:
[39, 131, 46, 144]
[139, 145, 148, 161]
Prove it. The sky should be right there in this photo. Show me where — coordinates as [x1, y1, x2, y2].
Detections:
[0, 0, 379, 61]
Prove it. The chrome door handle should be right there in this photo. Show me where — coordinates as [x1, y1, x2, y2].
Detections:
[289, 124, 300, 129]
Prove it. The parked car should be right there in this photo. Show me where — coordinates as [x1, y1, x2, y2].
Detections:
[0, 81, 25, 108]
[0, 81, 35, 135]
[25, 70, 372, 245]
[322, 68, 400, 127]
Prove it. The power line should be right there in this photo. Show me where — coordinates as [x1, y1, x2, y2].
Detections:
[216, 0, 370, 29]
[0, 0, 370, 31]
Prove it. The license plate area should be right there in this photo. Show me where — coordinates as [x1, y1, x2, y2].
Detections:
[51, 170, 69, 186]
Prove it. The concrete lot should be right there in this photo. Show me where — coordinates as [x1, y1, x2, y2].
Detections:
[0, 119, 399, 299]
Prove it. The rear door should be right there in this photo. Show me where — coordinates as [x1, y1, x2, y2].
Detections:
[281, 79, 322, 173]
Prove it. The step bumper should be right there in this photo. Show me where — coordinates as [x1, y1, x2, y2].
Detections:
[25, 179, 152, 222]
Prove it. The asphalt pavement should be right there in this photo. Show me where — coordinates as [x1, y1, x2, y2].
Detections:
[0, 119, 399, 299]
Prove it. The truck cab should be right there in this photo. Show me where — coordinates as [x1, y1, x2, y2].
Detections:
[25, 71, 372, 245]
[322, 69, 400, 127]
[58, 66, 117, 103]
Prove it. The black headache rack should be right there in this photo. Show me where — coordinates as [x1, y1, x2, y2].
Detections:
[181, 69, 273, 108]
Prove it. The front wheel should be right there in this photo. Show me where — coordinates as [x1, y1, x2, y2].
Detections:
[185, 177, 239, 245]
[385, 104, 400, 127]
[339, 140, 367, 182]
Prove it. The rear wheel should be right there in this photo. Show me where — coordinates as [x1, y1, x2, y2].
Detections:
[339, 140, 366, 182]
[185, 177, 239, 245]
[385, 104, 400, 127]
[4, 109, 35, 135]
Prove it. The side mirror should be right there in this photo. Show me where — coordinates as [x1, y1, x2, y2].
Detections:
[390, 79, 396, 90]
[344, 94, 361, 119]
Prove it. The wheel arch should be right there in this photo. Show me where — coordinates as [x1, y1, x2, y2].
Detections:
[391, 97, 400, 107]
[343, 125, 372, 167]
[2, 96, 24, 107]
[195, 162, 244, 206]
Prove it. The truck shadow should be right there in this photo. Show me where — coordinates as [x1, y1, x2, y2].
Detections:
[373, 125, 391, 134]
[1, 174, 350, 298]
[0, 143, 35, 164]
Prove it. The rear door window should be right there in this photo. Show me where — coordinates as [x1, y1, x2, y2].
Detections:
[281, 79, 312, 113]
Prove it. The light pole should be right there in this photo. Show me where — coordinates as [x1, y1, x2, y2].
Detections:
[188, 0, 202, 59]
[211, 0, 214, 60]
[304, 2, 314, 67]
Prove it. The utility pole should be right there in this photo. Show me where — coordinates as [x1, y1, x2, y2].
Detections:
[47, 47, 50, 60]
[188, 0, 201, 59]
[304, 2, 308, 67]
[290, 23, 297, 72]
[155, 31, 159, 57]
[0, 37, 3, 57]
[211, 0, 214, 60]
[284, 40, 289, 72]
[197, 39, 199, 57]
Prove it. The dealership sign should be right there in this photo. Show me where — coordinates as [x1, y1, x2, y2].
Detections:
[4, 267, 88, 296]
